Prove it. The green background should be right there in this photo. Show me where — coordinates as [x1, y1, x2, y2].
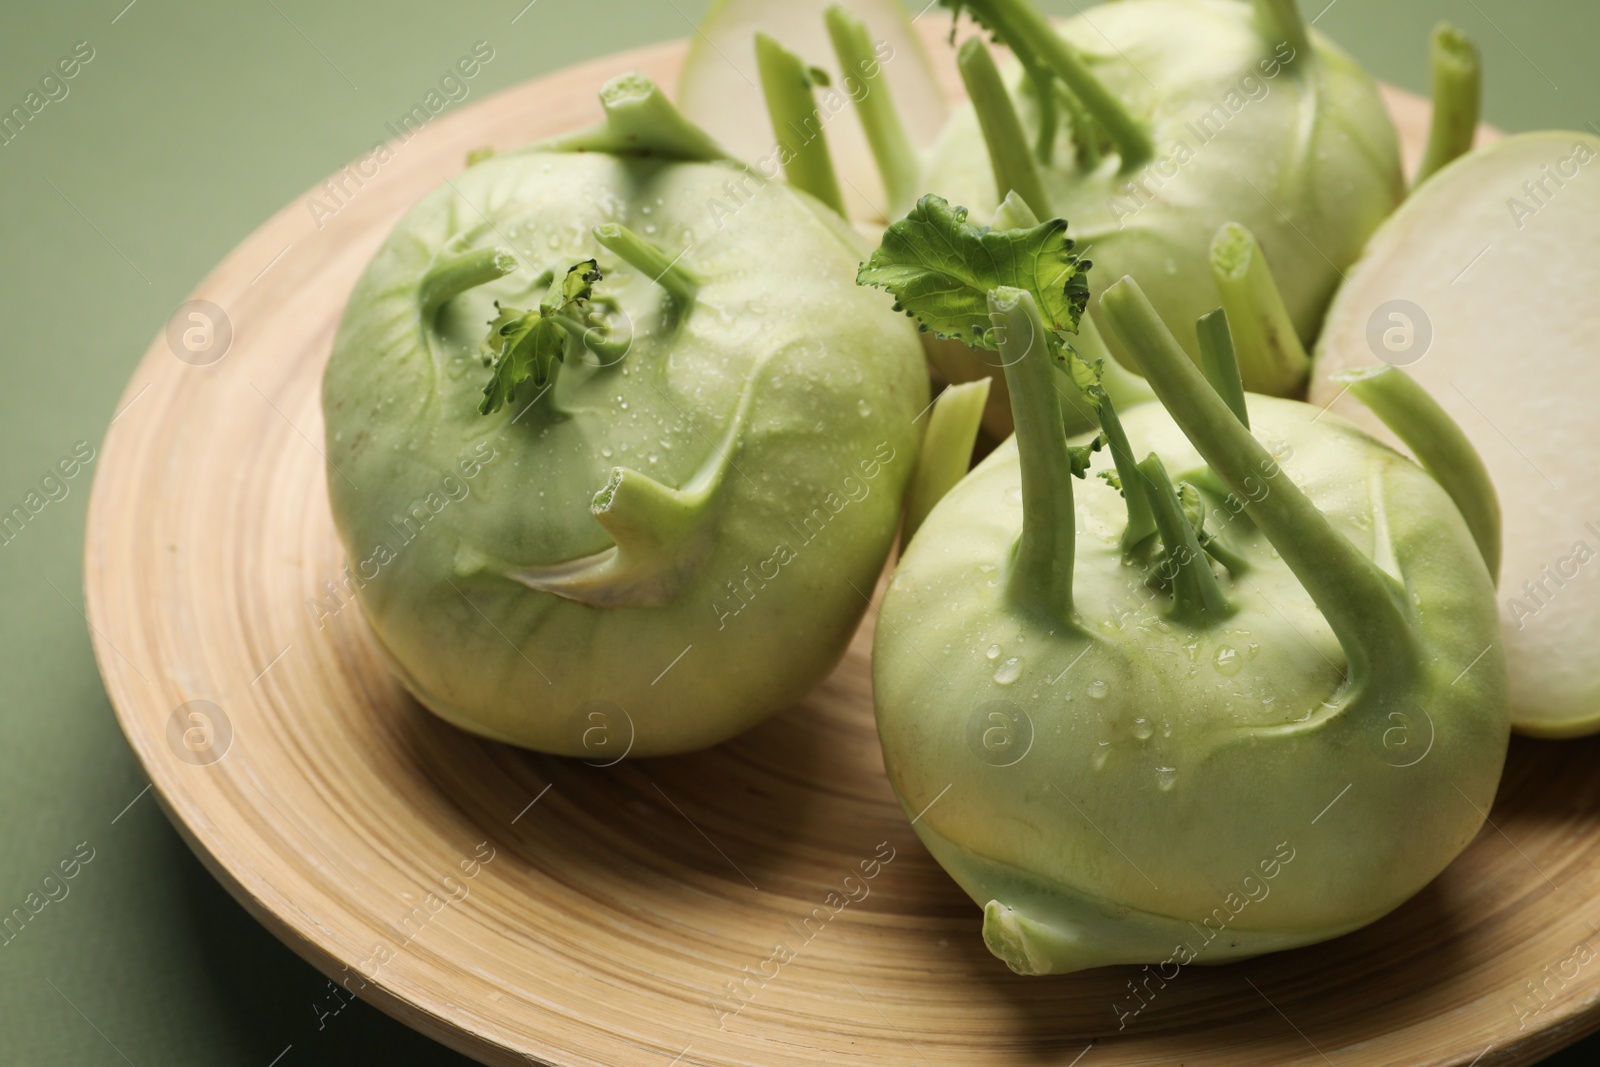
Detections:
[0, 1, 1593, 1063]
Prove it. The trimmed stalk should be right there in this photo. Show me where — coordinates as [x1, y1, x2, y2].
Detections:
[755, 33, 847, 217]
[1340, 366, 1502, 580]
[825, 6, 921, 216]
[1209, 222, 1310, 397]
[904, 379, 992, 542]
[1250, 0, 1311, 65]
[959, 38, 1053, 221]
[593, 224, 700, 307]
[547, 73, 730, 162]
[950, 0, 1152, 169]
[992, 287, 1077, 623]
[421, 247, 518, 317]
[1196, 308, 1249, 427]
[1414, 24, 1482, 189]
[1101, 277, 1416, 682]
[512, 466, 711, 608]
[1138, 453, 1232, 623]
[591, 466, 706, 554]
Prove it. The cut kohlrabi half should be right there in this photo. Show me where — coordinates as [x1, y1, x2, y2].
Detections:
[1310, 131, 1600, 737]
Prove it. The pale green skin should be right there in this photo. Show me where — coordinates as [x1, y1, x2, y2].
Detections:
[323, 149, 927, 757]
[922, 0, 1403, 371]
[874, 396, 1507, 973]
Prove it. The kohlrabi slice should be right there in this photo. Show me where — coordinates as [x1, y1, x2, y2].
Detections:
[918, 0, 1409, 402]
[322, 75, 928, 757]
[677, 0, 948, 222]
[1310, 131, 1600, 738]
[863, 200, 1508, 975]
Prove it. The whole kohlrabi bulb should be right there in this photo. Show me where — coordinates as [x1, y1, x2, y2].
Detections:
[322, 75, 927, 757]
[919, 0, 1402, 415]
[860, 205, 1507, 972]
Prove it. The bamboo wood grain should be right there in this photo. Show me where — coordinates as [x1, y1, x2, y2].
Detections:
[85, 27, 1569, 1067]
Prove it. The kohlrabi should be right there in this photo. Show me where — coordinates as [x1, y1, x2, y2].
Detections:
[911, 0, 1419, 429]
[321, 74, 928, 757]
[1311, 131, 1600, 738]
[861, 201, 1509, 974]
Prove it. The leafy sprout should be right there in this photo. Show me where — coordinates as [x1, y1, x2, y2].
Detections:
[479, 259, 602, 415]
[856, 195, 1090, 347]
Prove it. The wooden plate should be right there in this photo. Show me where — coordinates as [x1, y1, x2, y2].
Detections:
[86, 26, 1599, 1067]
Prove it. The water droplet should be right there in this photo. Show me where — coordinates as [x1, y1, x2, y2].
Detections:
[648, 454, 659, 465]
[994, 657, 1022, 685]
[1091, 742, 1110, 770]
[1156, 767, 1177, 791]
[857, 399, 872, 416]
[1214, 645, 1242, 677]
[1132, 717, 1154, 740]
[600, 446, 613, 459]
[644, 224, 658, 236]
[985, 644, 1001, 661]
[1087, 679, 1109, 700]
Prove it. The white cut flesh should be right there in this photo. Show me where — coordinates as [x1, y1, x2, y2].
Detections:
[1311, 131, 1600, 736]
[676, 0, 949, 222]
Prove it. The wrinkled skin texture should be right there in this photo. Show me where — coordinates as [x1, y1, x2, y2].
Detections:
[922, 0, 1402, 371]
[874, 397, 1507, 973]
[324, 150, 927, 756]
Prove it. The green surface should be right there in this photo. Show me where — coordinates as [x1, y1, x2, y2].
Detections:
[0, 1, 1594, 1064]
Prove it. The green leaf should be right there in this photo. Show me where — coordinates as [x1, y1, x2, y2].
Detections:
[857, 195, 1091, 348]
[1054, 346, 1104, 397]
[479, 259, 601, 415]
[1068, 434, 1105, 479]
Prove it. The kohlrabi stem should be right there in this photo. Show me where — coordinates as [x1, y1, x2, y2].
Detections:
[593, 224, 700, 307]
[755, 33, 847, 217]
[555, 310, 632, 365]
[1250, 0, 1311, 66]
[1341, 366, 1502, 581]
[1029, 65, 1060, 166]
[1101, 277, 1417, 682]
[1059, 87, 1101, 170]
[548, 73, 730, 162]
[1200, 530, 1252, 577]
[904, 379, 992, 543]
[1138, 453, 1232, 624]
[1196, 308, 1249, 428]
[1095, 393, 1156, 551]
[954, 0, 1152, 169]
[993, 287, 1076, 622]
[958, 38, 1053, 221]
[825, 6, 921, 216]
[1208, 222, 1310, 397]
[1414, 23, 1482, 190]
[421, 247, 518, 317]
